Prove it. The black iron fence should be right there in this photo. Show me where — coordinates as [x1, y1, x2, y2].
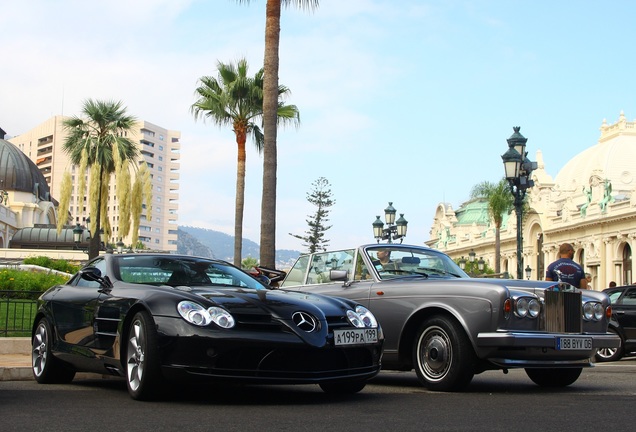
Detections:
[0, 290, 43, 337]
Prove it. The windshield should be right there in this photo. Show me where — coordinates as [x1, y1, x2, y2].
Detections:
[114, 255, 268, 290]
[364, 246, 469, 280]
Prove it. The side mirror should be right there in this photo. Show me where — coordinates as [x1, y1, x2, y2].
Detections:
[80, 266, 103, 282]
[330, 270, 348, 282]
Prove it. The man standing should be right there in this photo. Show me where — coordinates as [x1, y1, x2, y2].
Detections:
[545, 243, 588, 289]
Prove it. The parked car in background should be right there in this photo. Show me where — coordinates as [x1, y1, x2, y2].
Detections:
[595, 285, 636, 362]
[280, 244, 620, 391]
[31, 253, 383, 400]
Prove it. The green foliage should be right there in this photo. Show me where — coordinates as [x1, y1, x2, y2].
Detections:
[454, 259, 494, 277]
[241, 256, 259, 269]
[289, 177, 335, 253]
[0, 268, 70, 297]
[22, 256, 80, 274]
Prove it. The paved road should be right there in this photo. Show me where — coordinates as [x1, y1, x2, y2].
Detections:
[1, 361, 634, 432]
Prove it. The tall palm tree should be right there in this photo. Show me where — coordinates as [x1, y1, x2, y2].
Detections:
[470, 179, 514, 274]
[62, 99, 139, 259]
[236, 0, 319, 268]
[191, 58, 299, 266]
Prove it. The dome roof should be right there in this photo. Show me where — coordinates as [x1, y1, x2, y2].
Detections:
[0, 138, 54, 202]
[554, 112, 636, 195]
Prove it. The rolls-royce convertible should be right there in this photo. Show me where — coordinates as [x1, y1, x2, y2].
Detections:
[280, 244, 620, 391]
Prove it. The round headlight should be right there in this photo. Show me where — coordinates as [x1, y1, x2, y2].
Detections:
[593, 302, 604, 321]
[527, 299, 541, 318]
[177, 301, 235, 328]
[346, 306, 379, 328]
[355, 305, 378, 328]
[208, 306, 235, 329]
[346, 310, 364, 328]
[583, 302, 594, 321]
[515, 298, 529, 318]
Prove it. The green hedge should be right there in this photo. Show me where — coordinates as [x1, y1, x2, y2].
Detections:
[0, 256, 76, 298]
[22, 256, 80, 274]
[0, 269, 70, 297]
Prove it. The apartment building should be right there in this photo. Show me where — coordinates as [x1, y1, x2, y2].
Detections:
[9, 116, 180, 252]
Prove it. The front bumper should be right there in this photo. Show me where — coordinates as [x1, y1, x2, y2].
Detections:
[477, 331, 621, 349]
[153, 316, 383, 384]
[475, 331, 621, 368]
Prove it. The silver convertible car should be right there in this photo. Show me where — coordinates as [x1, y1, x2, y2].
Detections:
[280, 244, 620, 391]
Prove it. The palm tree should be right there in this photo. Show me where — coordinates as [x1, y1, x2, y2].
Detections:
[236, 0, 319, 268]
[191, 58, 299, 266]
[62, 99, 139, 259]
[470, 179, 514, 274]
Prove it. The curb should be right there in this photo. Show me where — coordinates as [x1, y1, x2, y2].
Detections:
[0, 338, 32, 381]
[0, 337, 122, 382]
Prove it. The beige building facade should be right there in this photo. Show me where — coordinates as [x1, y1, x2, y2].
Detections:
[8, 116, 180, 252]
[428, 112, 636, 290]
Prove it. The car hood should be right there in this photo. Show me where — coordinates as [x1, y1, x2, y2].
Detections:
[470, 278, 609, 303]
[181, 287, 359, 347]
[189, 286, 352, 319]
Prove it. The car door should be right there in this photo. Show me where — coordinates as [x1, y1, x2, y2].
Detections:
[613, 287, 636, 350]
[50, 258, 107, 357]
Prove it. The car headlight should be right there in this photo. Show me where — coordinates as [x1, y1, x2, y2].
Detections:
[515, 297, 540, 319]
[594, 303, 604, 320]
[177, 301, 235, 328]
[346, 305, 378, 328]
[583, 301, 604, 321]
[527, 299, 541, 318]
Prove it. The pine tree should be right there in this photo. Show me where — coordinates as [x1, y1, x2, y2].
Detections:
[290, 177, 334, 253]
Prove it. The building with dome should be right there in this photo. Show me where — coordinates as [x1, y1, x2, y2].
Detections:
[428, 112, 636, 290]
[0, 129, 59, 249]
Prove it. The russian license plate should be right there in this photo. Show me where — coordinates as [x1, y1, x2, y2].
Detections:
[556, 337, 592, 350]
[334, 328, 378, 346]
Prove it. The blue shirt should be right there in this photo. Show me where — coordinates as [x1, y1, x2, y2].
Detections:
[545, 258, 585, 288]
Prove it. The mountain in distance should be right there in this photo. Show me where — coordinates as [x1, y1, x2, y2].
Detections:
[177, 225, 301, 268]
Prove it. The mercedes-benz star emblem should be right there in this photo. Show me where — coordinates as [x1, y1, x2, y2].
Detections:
[292, 311, 317, 332]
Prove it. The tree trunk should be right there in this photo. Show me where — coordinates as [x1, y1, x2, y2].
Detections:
[234, 136, 247, 267]
[88, 166, 104, 260]
[495, 224, 501, 274]
[259, 0, 281, 268]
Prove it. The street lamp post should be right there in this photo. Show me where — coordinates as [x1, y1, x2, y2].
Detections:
[477, 257, 485, 274]
[72, 223, 84, 248]
[372, 202, 408, 244]
[501, 127, 537, 279]
[525, 265, 532, 280]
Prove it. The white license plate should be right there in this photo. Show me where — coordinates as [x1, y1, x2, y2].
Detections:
[556, 337, 592, 350]
[334, 328, 378, 346]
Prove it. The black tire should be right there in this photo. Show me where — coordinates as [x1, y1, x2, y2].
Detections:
[412, 316, 476, 391]
[319, 380, 367, 394]
[595, 328, 623, 362]
[525, 368, 582, 387]
[32, 318, 76, 384]
[126, 311, 164, 400]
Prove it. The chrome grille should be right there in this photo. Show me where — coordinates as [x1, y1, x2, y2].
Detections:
[544, 290, 582, 333]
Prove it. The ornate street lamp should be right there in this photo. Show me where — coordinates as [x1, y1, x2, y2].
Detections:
[501, 127, 537, 279]
[72, 223, 84, 248]
[468, 249, 476, 264]
[99, 228, 105, 250]
[525, 265, 532, 280]
[116, 239, 125, 254]
[478, 257, 485, 273]
[372, 202, 408, 243]
[458, 256, 467, 271]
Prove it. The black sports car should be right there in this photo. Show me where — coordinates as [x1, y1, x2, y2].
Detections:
[595, 285, 636, 362]
[31, 253, 383, 400]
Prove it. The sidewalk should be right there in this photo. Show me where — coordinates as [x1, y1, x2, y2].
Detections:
[0, 337, 33, 381]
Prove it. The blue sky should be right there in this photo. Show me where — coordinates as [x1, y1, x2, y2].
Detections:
[2, 0, 636, 252]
